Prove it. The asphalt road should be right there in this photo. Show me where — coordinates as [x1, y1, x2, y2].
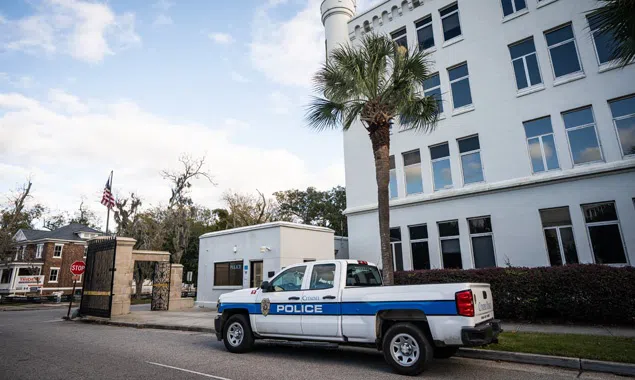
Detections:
[0, 308, 623, 380]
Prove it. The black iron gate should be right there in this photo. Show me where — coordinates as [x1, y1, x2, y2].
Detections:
[151, 262, 170, 311]
[79, 237, 117, 318]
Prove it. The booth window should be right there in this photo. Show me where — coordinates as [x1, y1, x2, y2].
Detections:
[214, 260, 243, 286]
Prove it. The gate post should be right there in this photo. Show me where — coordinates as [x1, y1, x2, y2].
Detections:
[110, 237, 136, 316]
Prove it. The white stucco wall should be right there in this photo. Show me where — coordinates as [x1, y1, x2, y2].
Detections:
[320, 0, 635, 268]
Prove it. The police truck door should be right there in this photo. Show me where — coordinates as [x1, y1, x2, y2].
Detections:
[254, 265, 306, 336]
[301, 262, 341, 337]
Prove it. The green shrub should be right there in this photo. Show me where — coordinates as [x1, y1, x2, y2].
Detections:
[395, 265, 635, 325]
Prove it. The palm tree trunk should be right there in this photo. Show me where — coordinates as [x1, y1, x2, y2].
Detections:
[370, 125, 394, 285]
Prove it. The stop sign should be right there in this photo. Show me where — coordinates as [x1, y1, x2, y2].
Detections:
[70, 261, 86, 275]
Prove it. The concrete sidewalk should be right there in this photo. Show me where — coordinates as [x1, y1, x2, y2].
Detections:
[503, 322, 635, 338]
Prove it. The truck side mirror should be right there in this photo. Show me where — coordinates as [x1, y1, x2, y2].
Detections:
[260, 281, 270, 292]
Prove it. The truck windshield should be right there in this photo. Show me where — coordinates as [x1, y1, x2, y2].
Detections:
[346, 264, 383, 287]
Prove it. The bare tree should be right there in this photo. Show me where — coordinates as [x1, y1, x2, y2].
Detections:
[114, 193, 149, 298]
[42, 211, 69, 231]
[69, 197, 101, 228]
[222, 189, 279, 228]
[161, 155, 215, 264]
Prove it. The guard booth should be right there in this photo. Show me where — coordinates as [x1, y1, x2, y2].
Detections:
[79, 236, 193, 318]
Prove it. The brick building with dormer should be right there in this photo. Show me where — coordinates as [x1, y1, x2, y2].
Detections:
[0, 223, 103, 296]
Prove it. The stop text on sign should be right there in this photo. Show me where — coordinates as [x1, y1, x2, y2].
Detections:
[70, 261, 86, 275]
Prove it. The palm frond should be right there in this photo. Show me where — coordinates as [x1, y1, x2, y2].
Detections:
[305, 97, 345, 132]
[587, 0, 635, 66]
[398, 94, 439, 133]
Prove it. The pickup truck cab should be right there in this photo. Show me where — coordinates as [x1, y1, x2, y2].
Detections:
[215, 259, 500, 376]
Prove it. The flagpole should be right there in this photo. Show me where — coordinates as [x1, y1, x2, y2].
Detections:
[106, 171, 113, 234]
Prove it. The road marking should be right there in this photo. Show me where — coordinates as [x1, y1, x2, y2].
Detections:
[146, 362, 233, 380]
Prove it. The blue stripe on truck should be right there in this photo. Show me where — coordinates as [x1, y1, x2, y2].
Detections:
[218, 300, 457, 316]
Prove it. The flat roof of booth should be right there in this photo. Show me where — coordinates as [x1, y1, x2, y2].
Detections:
[199, 221, 334, 239]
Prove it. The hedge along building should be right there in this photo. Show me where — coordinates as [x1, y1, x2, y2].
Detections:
[196, 222, 335, 308]
[322, 0, 635, 271]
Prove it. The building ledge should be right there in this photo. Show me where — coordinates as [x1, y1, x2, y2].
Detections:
[553, 71, 585, 87]
[517, 84, 545, 98]
[536, 0, 559, 9]
[199, 221, 334, 239]
[343, 160, 635, 216]
[502, 8, 529, 24]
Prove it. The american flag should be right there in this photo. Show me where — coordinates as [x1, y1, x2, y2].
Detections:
[101, 171, 115, 209]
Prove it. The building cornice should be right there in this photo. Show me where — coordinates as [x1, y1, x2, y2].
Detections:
[344, 160, 635, 216]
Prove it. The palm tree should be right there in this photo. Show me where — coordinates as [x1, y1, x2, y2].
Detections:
[306, 34, 439, 285]
[588, 0, 635, 67]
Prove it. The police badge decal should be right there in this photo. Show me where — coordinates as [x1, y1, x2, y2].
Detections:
[261, 298, 270, 317]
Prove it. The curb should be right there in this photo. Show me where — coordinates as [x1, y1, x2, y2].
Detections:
[75, 318, 215, 334]
[457, 348, 635, 377]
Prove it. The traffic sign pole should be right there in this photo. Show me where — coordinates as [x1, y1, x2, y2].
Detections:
[66, 279, 77, 319]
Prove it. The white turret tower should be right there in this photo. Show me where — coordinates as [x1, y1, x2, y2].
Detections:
[321, 0, 356, 55]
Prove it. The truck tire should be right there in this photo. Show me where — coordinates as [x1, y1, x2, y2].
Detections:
[223, 314, 254, 353]
[382, 322, 433, 376]
[434, 346, 459, 359]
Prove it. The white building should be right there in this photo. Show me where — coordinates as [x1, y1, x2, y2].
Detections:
[321, 0, 635, 270]
[196, 222, 335, 308]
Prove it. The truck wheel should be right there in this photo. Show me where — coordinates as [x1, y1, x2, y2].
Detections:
[434, 346, 459, 359]
[382, 323, 433, 376]
[223, 314, 254, 353]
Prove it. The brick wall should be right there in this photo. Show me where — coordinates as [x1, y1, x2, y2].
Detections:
[41, 242, 86, 295]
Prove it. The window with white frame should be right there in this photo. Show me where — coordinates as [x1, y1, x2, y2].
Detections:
[523, 116, 560, 173]
[544, 24, 583, 79]
[390, 227, 404, 271]
[509, 37, 542, 91]
[582, 202, 627, 264]
[83, 245, 88, 257]
[586, 13, 618, 65]
[391, 28, 407, 49]
[448, 63, 472, 110]
[423, 73, 443, 114]
[36, 244, 43, 259]
[403, 150, 423, 195]
[438, 220, 462, 269]
[415, 15, 434, 51]
[458, 135, 484, 184]
[430, 143, 452, 190]
[440, 3, 461, 42]
[539, 207, 579, 266]
[409, 224, 430, 270]
[562, 106, 603, 165]
[608, 95, 635, 157]
[468, 216, 496, 268]
[389, 155, 398, 199]
[53, 244, 63, 258]
[501, 0, 526, 17]
[49, 268, 59, 283]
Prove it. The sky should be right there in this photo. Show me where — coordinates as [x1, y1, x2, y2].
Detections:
[0, 0, 381, 229]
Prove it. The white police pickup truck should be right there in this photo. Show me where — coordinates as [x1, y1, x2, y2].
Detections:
[215, 260, 500, 376]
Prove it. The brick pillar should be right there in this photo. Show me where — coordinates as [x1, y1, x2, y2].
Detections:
[110, 237, 135, 316]
[167, 264, 193, 310]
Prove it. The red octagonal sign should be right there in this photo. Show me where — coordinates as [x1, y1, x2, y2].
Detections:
[70, 261, 86, 275]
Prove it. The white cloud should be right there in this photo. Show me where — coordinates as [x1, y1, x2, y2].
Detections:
[152, 0, 173, 27]
[209, 32, 233, 44]
[269, 91, 291, 115]
[0, 90, 344, 222]
[0, 73, 36, 89]
[230, 71, 249, 83]
[249, 0, 325, 87]
[153, 14, 173, 26]
[1, 0, 140, 63]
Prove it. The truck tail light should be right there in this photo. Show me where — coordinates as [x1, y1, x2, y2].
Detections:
[456, 290, 474, 317]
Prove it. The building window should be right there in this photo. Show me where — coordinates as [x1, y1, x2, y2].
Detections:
[582, 202, 627, 264]
[430, 143, 452, 190]
[53, 244, 63, 258]
[389, 155, 398, 199]
[391, 28, 407, 49]
[609, 95, 635, 157]
[403, 150, 423, 195]
[523, 116, 560, 173]
[409, 224, 430, 270]
[415, 15, 434, 51]
[214, 260, 243, 286]
[468, 217, 496, 268]
[390, 227, 404, 271]
[438, 220, 462, 269]
[20, 245, 26, 260]
[49, 268, 59, 283]
[587, 13, 617, 65]
[448, 63, 472, 110]
[458, 135, 484, 184]
[501, 0, 526, 17]
[36, 244, 43, 259]
[545, 24, 583, 79]
[509, 37, 542, 90]
[83, 245, 88, 258]
[1, 269, 12, 284]
[423, 73, 443, 114]
[440, 3, 461, 42]
[540, 207, 579, 266]
[562, 106, 603, 165]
